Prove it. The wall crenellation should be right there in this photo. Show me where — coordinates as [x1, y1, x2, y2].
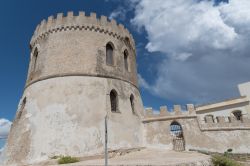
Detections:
[144, 104, 196, 118]
[199, 115, 250, 130]
[144, 104, 250, 130]
[202, 115, 250, 124]
[30, 11, 135, 49]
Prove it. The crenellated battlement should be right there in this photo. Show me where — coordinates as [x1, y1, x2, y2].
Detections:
[30, 11, 135, 50]
[143, 104, 250, 131]
[143, 104, 196, 121]
[198, 115, 250, 131]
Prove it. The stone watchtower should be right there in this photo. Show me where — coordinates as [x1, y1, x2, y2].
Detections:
[4, 11, 144, 165]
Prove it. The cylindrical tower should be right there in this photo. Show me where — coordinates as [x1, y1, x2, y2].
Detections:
[4, 11, 144, 165]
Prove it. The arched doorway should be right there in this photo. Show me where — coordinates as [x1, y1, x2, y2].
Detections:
[170, 121, 185, 151]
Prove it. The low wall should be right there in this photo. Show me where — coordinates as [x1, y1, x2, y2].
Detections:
[143, 105, 250, 153]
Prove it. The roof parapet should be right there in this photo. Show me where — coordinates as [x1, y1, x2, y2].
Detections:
[199, 115, 250, 130]
[144, 104, 196, 118]
[30, 11, 135, 50]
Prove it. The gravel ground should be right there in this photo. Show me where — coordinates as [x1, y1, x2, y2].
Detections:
[43, 148, 211, 166]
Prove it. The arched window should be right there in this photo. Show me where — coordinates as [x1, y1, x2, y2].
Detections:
[232, 110, 242, 120]
[170, 121, 183, 137]
[124, 50, 129, 71]
[130, 94, 135, 114]
[106, 43, 114, 65]
[110, 90, 118, 112]
[124, 37, 132, 48]
[33, 48, 38, 71]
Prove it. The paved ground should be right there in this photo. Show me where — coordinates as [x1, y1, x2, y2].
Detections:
[40, 148, 211, 166]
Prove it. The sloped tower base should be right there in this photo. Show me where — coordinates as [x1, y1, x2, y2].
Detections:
[5, 76, 143, 165]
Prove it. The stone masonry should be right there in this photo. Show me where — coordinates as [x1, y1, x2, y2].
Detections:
[2, 11, 250, 166]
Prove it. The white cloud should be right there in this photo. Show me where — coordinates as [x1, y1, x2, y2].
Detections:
[138, 74, 150, 89]
[108, 0, 140, 20]
[132, 0, 239, 55]
[109, 7, 127, 20]
[0, 147, 3, 156]
[0, 146, 5, 164]
[131, 0, 250, 103]
[0, 119, 10, 164]
[0, 119, 12, 139]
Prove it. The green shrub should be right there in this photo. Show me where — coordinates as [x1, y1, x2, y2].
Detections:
[58, 156, 80, 164]
[212, 155, 241, 166]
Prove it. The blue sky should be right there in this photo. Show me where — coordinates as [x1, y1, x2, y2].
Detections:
[1, 0, 250, 149]
[0, 0, 175, 122]
[0, 0, 170, 149]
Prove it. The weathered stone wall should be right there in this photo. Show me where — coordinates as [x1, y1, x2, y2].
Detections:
[27, 11, 138, 88]
[5, 10, 250, 165]
[4, 11, 144, 165]
[5, 77, 144, 165]
[143, 106, 250, 153]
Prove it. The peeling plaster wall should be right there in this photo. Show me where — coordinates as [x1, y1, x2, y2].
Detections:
[4, 76, 143, 165]
[144, 118, 250, 153]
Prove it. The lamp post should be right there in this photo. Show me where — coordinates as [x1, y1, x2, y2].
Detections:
[105, 115, 108, 166]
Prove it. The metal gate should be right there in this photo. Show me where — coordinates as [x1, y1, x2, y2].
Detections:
[170, 121, 185, 151]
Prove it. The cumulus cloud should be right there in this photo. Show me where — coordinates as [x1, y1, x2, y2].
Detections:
[138, 74, 150, 89]
[108, 0, 140, 20]
[109, 7, 127, 20]
[132, 0, 250, 103]
[0, 147, 3, 156]
[0, 119, 12, 139]
[0, 146, 6, 164]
